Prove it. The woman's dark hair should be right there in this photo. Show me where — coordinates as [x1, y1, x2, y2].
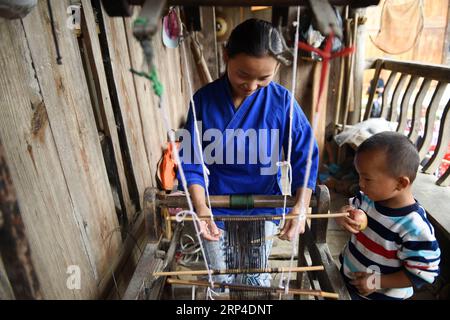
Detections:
[225, 18, 283, 58]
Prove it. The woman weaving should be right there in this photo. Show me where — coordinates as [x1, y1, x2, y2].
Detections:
[179, 18, 319, 288]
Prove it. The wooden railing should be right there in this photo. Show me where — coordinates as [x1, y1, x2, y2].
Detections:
[363, 59, 450, 187]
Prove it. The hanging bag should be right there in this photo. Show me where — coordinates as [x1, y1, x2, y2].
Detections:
[370, 0, 424, 54]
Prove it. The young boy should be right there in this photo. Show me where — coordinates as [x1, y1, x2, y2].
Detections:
[337, 131, 441, 300]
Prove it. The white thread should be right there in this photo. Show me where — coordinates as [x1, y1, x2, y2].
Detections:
[181, 40, 214, 218]
[282, 4, 300, 218]
[281, 5, 322, 297]
[174, 200, 216, 290]
[191, 285, 196, 300]
[275, 7, 301, 250]
[284, 95, 321, 295]
[277, 267, 286, 289]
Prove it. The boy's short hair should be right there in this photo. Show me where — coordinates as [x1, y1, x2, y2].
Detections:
[356, 131, 420, 182]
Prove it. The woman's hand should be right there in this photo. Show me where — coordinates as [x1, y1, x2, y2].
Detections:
[188, 184, 222, 241]
[197, 205, 222, 241]
[336, 205, 364, 234]
[278, 206, 306, 241]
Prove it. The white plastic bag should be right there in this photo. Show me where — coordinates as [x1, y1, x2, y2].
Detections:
[335, 118, 398, 148]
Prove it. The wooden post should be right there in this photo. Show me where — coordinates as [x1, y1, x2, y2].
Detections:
[162, 207, 173, 240]
[312, 61, 330, 165]
[350, 11, 366, 124]
[200, 6, 219, 80]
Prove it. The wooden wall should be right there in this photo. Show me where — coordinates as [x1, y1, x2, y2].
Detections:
[363, 0, 449, 92]
[0, 0, 191, 299]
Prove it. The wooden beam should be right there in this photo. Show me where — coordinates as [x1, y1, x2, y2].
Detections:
[98, 0, 154, 210]
[201, 6, 219, 80]
[0, 1, 120, 298]
[312, 61, 330, 164]
[122, 242, 159, 300]
[80, 0, 135, 221]
[0, 141, 42, 299]
[381, 59, 450, 83]
[20, 0, 121, 286]
[0, 255, 14, 300]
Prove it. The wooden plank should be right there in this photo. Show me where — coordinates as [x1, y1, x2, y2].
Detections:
[122, 242, 159, 300]
[331, 57, 345, 125]
[380, 71, 397, 119]
[0, 16, 99, 298]
[311, 185, 330, 244]
[148, 225, 182, 300]
[418, 82, 448, 160]
[414, 28, 447, 65]
[100, 3, 154, 208]
[98, 211, 146, 298]
[20, 0, 121, 284]
[396, 76, 419, 133]
[312, 62, 329, 164]
[296, 232, 308, 291]
[124, 7, 167, 188]
[80, 0, 135, 220]
[422, 99, 450, 175]
[0, 255, 14, 300]
[408, 79, 431, 144]
[381, 59, 450, 83]
[350, 12, 366, 124]
[388, 74, 408, 122]
[444, 0, 450, 65]
[201, 6, 219, 80]
[314, 243, 351, 300]
[0, 140, 42, 299]
[303, 224, 350, 300]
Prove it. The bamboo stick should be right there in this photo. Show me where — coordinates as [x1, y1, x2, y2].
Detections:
[166, 278, 339, 299]
[169, 212, 348, 221]
[154, 265, 324, 276]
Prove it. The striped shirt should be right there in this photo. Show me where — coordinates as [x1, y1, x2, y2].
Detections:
[340, 191, 441, 300]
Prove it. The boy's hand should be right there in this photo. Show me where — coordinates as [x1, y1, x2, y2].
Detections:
[337, 205, 365, 234]
[350, 272, 378, 296]
[197, 206, 222, 241]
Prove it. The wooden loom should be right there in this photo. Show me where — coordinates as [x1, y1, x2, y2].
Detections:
[122, 185, 351, 300]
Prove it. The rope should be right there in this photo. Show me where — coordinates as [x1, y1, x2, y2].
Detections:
[278, 6, 303, 294]
[175, 210, 215, 290]
[276, 6, 302, 234]
[180, 38, 214, 217]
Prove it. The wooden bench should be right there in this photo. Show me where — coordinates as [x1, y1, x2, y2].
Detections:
[358, 58, 450, 290]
